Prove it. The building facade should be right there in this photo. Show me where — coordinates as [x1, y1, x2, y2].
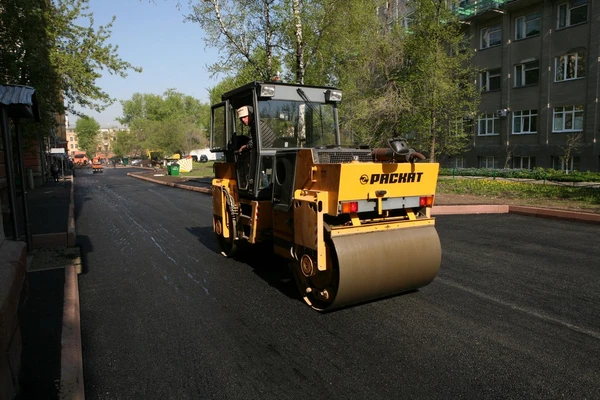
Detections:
[379, 0, 600, 171]
[458, 0, 600, 172]
[66, 126, 123, 158]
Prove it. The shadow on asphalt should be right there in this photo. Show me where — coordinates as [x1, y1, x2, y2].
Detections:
[186, 226, 300, 303]
[75, 235, 93, 275]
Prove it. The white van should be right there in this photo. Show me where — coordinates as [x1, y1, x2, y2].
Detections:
[189, 148, 224, 162]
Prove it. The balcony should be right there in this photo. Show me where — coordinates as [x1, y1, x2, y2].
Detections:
[456, 0, 507, 21]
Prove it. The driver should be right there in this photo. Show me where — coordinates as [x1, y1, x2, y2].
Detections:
[236, 106, 255, 152]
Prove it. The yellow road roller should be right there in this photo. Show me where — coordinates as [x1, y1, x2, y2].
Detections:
[210, 81, 441, 311]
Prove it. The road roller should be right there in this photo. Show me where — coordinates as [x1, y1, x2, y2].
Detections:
[210, 81, 441, 311]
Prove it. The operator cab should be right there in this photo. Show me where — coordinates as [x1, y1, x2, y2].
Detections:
[210, 81, 343, 199]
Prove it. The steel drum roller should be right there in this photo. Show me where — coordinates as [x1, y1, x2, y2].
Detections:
[323, 225, 441, 311]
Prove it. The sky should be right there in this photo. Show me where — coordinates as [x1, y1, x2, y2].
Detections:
[69, 0, 220, 128]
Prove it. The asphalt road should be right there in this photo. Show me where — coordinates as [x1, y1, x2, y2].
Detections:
[74, 167, 600, 400]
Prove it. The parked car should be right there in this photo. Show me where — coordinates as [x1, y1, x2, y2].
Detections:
[199, 154, 208, 163]
[130, 158, 143, 166]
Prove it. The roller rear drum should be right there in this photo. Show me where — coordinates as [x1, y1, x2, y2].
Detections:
[294, 226, 441, 311]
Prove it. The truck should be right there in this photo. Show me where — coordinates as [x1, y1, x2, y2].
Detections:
[72, 151, 88, 165]
[91, 156, 104, 173]
[210, 81, 441, 311]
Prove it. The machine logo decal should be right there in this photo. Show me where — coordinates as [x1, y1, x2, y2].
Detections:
[366, 172, 424, 184]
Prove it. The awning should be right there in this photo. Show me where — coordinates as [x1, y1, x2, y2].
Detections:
[0, 84, 41, 121]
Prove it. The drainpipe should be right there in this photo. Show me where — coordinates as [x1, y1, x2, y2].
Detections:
[1, 108, 19, 241]
[14, 118, 32, 250]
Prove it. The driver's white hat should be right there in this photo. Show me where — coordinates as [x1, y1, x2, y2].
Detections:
[236, 106, 253, 119]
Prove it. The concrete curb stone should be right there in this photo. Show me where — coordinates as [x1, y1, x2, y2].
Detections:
[128, 172, 600, 224]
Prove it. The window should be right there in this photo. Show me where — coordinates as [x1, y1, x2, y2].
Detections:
[480, 24, 501, 49]
[515, 12, 541, 39]
[512, 110, 538, 134]
[514, 61, 539, 87]
[453, 156, 465, 169]
[450, 118, 469, 137]
[478, 156, 498, 168]
[555, 52, 585, 81]
[558, 0, 588, 29]
[70, 136, 74, 142]
[478, 113, 500, 136]
[401, 13, 414, 29]
[552, 155, 580, 172]
[512, 156, 536, 169]
[481, 69, 501, 92]
[553, 105, 584, 132]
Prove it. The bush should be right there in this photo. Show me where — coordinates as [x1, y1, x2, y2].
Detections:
[440, 167, 600, 183]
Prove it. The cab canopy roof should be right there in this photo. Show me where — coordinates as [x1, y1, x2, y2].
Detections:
[220, 81, 341, 109]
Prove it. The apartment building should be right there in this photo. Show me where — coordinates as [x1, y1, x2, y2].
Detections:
[66, 127, 123, 157]
[66, 128, 81, 155]
[378, 0, 600, 171]
[457, 0, 600, 172]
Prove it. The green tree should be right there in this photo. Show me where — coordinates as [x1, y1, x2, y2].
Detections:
[186, 0, 283, 81]
[281, 0, 380, 86]
[337, 9, 411, 147]
[110, 129, 134, 158]
[186, 0, 379, 86]
[74, 116, 100, 155]
[390, 0, 480, 161]
[0, 0, 141, 139]
[117, 90, 209, 155]
[51, 0, 142, 115]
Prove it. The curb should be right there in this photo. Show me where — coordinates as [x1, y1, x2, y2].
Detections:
[60, 265, 84, 400]
[68, 176, 76, 246]
[128, 173, 600, 224]
[508, 205, 600, 224]
[61, 176, 84, 400]
[432, 204, 600, 224]
[432, 204, 509, 215]
[126, 172, 211, 194]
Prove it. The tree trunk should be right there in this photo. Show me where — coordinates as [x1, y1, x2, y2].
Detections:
[292, 0, 305, 84]
[263, 0, 273, 79]
[430, 108, 436, 163]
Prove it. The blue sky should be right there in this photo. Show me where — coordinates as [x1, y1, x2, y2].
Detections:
[70, 0, 220, 128]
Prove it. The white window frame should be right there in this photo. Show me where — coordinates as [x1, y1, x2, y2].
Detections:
[558, 0, 588, 29]
[553, 105, 584, 132]
[480, 69, 501, 92]
[453, 156, 465, 169]
[401, 12, 414, 29]
[478, 113, 500, 136]
[479, 156, 497, 169]
[514, 61, 539, 87]
[512, 110, 538, 134]
[515, 12, 541, 40]
[480, 24, 501, 49]
[553, 156, 580, 172]
[513, 156, 535, 169]
[555, 52, 585, 81]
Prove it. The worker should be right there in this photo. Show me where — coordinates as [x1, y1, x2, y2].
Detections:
[235, 105, 276, 151]
[236, 105, 255, 153]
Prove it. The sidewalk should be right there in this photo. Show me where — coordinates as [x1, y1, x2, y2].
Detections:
[0, 170, 82, 400]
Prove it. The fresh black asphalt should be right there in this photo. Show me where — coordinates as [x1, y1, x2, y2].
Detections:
[66, 168, 600, 399]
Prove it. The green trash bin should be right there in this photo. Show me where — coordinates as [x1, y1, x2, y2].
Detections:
[122, 157, 129, 166]
[168, 164, 180, 176]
